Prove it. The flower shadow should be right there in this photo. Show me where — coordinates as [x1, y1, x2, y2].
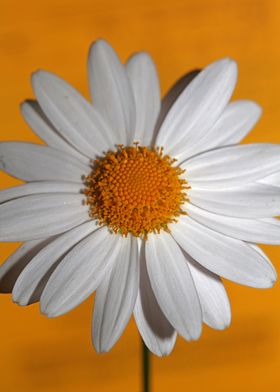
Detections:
[159, 313, 278, 374]
[15, 312, 277, 391]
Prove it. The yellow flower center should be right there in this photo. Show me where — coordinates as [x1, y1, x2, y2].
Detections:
[85, 144, 189, 238]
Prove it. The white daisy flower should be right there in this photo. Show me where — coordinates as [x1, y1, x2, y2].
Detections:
[0, 39, 279, 357]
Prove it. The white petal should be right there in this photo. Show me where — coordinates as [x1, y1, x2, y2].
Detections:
[0, 238, 53, 294]
[88, 39, 136, 145]
[183, 143, 280, 189]
[12, 221, 98, 306]
[134, 242, 177, 357]
[92, 236, 139, 352]
[40, 227, 122, 317]
[157, 70, 200, 132]
[145, 231, 202, 340]
[260, 171, 280, 187]
[184, 253, 231, 330]
[126, 52, 160, 146]
[246, 243, 277, 279]
[0, 193, 88, 242]
[177, 100, 262, 163]
[172, 216, 276, 288]
[186, 203, 280, 244]
[0, 142, 89, 182]
[248, 243, 270, 259]
[188, 183, 280, 218]
[156, 58, 237, 157]
[0, 181, 82, 204]
[20, 100, 89, 163]
[32, 71, 112, 157]
[206, 100, 262, 146]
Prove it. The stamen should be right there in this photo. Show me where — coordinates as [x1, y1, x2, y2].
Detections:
[84, 144, 189, 239]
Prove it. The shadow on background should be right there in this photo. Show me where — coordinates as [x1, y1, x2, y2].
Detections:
[15, 313, 277, 390]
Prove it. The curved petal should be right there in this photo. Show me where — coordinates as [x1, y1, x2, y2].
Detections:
[183, 143, 280, 189]
[156, 58, 237, 158]
[134, 241, 177, 357]
[20, 100, 89, 163]
[0, 238, 54, 294]
[184, 252, 231, 330]
[92, 236, 139, 352]
[88, 39, 136, 145]
[0, 142, 89, 182]
[145, 231, 202, 341]
[12, 221, 98, 306]
[0, 181, 82, 204]
[126, 52, 160, 146]
[188, 183, 280, 218]
[186, 203, 280, 244]
[40, 227, 122, 317]
[177, 100, 262, 163]
[32, 71, 112, 157]
[156, 70, 200, 134]
[0, 193, 88, 242]
[171, 216, 276, 288]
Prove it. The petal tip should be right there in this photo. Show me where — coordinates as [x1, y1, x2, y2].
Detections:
[266, 275, 277, 288]
[188, 323, 203, 341]
[31, 69, 42, 81]
[19, 100, 27, 111]
[12, 292, 29, 307]
[215, 57, 238, 80]
[89, 38, 111, 54]
[244, 100, 263, 119]
[31, 70, 51, 87]
[214, 318, 231, 331]
[40, 304, 57, 318]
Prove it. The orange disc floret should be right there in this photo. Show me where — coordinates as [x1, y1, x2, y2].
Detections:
[84, 144, 190, 238]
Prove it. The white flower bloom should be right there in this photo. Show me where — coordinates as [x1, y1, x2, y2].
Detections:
[0, 39, 279, 357]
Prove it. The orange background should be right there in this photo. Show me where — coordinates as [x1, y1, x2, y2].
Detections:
[1, 0, 280, 391]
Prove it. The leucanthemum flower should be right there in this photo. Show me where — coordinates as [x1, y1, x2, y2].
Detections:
[0, 39, 279, 356]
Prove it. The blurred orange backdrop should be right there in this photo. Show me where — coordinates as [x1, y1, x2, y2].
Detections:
[1, 0, 280, 391]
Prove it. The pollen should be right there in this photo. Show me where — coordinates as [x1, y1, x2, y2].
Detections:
[84, 144, 190, 239]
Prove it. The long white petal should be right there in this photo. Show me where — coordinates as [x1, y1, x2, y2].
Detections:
[0, 238, 54, 294]
[171, 217, 276, 288]
[177, 100, 262, 163]
[93, 236, 139, 352]
[0, 181, 82, 204]
[0, 142, 89, 182]
[126, 52, 160, 146]
[134, 242, 177, 357]
[12, 221, 98, 306]
[156, 58, 237, 158]
[0, 194, 88, 242]
[88, 39, 136, 145]
[184, 252, 231, 330]
[249, 243, 270, 260]
[20, 100, 89, 163]
[260, 171, 280, 187]
[32, 71, 112, 157]
[186, 203, 280, 244]
[188, 183, 280, 218]
[146, 231, 202, 340]
[40, 227, 122, 317]
[183, 143, 280, 189]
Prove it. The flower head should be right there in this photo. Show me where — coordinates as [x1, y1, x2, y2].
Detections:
[0, 39, 279, 356]
[85, 144, 188, 238]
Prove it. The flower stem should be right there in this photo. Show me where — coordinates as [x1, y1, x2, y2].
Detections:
[142, 340, 150, 392]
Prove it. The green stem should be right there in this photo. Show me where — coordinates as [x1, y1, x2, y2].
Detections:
[142, 340, 150, 392]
